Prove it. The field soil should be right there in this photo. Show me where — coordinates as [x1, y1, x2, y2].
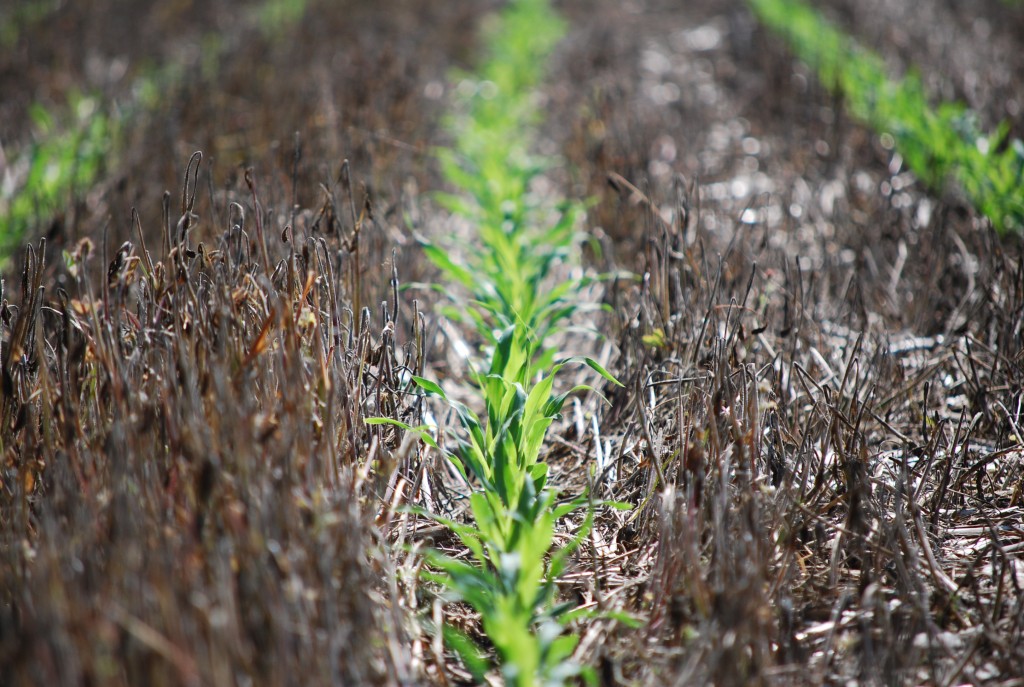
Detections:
[2, 1, 1023, 685]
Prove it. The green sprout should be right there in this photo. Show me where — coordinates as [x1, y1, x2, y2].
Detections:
[748, 0, 1024, 233]
[373, 1, 629, 684]
[0, 0, 315, 265]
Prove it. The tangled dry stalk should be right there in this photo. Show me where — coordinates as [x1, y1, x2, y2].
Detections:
[2, 0, 1024, 685]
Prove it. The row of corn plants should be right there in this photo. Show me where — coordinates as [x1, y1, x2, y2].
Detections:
[0, 92, 111, 264]
[0, 0, 314, 265]
[370, 1, 626, 684]
[748, 0, 1024, 234]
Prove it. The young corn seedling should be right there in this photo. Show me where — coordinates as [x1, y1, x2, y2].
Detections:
[748, 0, 1024, 233]
[422, 0, 596, 370]
[405, 329, 618, 549]
[373, 331, 618, 685]
[373, 1, 627, 683]
[0, 94, 112, 265]
[0, 0, 315, 265]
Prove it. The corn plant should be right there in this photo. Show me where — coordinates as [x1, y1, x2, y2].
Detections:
[406, 329, 616, 545]
[421, 493, 595, 687]
[422, 0, 595, 370]
[0, 0, 314, 265]
[371, 337, 617, 685]
[748, 0, 1024, 233]
[0, 94, 111, 266]
[372, 1, 629, 684]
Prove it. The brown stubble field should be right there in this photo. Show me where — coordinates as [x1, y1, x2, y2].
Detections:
[2, 0, 1023, 685]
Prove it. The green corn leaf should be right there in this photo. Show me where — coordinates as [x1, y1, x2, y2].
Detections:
[441, 624, 491, 682]
[544, 633, 580, 667]
[431, 190, 478, 219]
[551, 494, 588, 520]
[558, 606, 644, 629]
[582, 357, 623, 387]
[363, 418, 440, 450]
[411, 375, 448, 399]
[421, 243, 476, 289]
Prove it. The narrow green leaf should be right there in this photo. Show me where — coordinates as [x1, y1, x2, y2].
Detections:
[442, 624, 491, 681]
[364, 418, 440, 450]
[411, 376, 447, 399]
[421, 243, 476, 289]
